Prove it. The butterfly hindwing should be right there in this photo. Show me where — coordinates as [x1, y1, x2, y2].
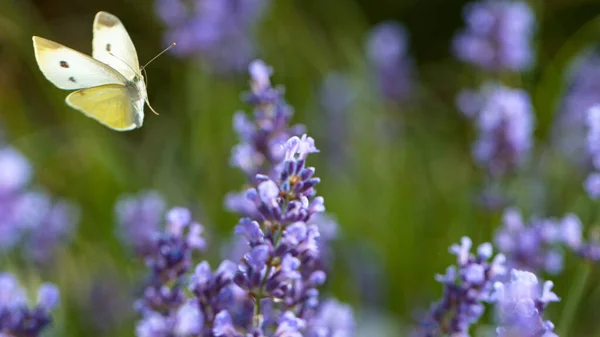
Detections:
[32, 36, 127, 90]
[65, 83, 143, 131]
[92, 11, 140, 80]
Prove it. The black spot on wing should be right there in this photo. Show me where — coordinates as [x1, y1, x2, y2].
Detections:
[60, 61, 69, 68]
[68, 77, 77, 83]
[106, 43, 111, 52]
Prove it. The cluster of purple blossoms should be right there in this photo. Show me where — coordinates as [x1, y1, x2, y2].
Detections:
[421, 237, 506, 336]
[0, 145, 79, 264]
[129, 60, 354, 337]
[225, 60, 305, 213]
[0, 273, 60, 337]
[453, 0, 535, 72]
[494, 207, 582, 275]
[155, 0, 270, 72]
[130, 138, 351, 337]
[225, 60, 353, 336]
[133, 207, 209, 337]
[366, 21, 414, 103]
[457, 83, 534, 177]
[584, 105, 600, 198]
[492, 269, 559, 337]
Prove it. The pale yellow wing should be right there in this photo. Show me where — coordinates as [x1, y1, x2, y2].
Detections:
[65, 84, 143, 131]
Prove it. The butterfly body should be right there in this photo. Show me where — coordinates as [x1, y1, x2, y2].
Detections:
[33, 11, 148, 131]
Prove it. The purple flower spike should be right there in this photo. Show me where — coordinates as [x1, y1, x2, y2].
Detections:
[130, 205, 210, 336]
[453, 0, 535, 72]
[366, 21, 415, 102]
[221, 60, 353, 336]
[226, 59, 305, 185]
[459, 83, 534, 177]
[423, 237, 506, 335]
[155, 0, 270, 73]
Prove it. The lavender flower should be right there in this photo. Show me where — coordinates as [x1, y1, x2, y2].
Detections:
[156, 0, 270, 72]
[133, 207, 206, 336]
[132, 60, 354, 337]
[494, 208, 567, 275]
[226, 59, 305, 216]
[584, 105, 600, 198]
[458, 83, 534, 177]
[453, 0, 535, 72]
[116, 191, 166, 255]
[0, 273, 60, 337]
[231, 136, 327, 327]
[228, 60, 305, 181]
[492, 270, 559, 337]
[366, 21, 414, 102]
[318, 72, 355, 169]
[552, 49, 600, 165]
[221, 61, 354, 336]
[556, 213, 600, 263]
[423, 237, 506, 335]
[0, 146, 79, 263]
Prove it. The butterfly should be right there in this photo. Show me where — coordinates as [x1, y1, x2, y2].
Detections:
[32, 11, 172, 131]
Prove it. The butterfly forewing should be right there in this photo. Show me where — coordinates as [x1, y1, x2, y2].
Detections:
[66, 84, 142, 131]
[32, 36, 127, 90]
[92, 11, 140, 80]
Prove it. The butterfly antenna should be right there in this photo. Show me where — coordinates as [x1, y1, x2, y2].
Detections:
[141, 43, 176, 70]
[140, 67, 159, 115]
[107, 51, 139, 76]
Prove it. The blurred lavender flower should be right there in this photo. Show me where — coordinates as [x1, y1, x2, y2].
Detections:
[116, 190, 166, 255]
[0, 273, 59, 337]
[458, 83, 534, 177]
[318, 72, 355, 169]
[552, 48, 600, 165]
[555, 213, 600, 263]
[366, 21, 414, 102]
[494, 208, 569, 275]
[422, 237, 506, 336]
[306, 299, 355, 337]
[584, 105, 600, 198]
[0, 145, 79, 263]
[453, 0, 535, 72]
[156, 0, 270, 72]
[492, 269, 559, 337]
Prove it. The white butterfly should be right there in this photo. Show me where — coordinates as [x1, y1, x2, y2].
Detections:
[33, 11, 167, 131]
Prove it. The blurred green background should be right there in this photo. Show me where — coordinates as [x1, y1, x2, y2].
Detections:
[3, 0, 600, 336]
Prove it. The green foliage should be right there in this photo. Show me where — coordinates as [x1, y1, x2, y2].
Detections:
[2, 0, 600, 336]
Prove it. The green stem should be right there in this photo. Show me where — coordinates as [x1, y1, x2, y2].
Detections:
[252, 216, 287, 329]
[558, 263, 592, 337]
